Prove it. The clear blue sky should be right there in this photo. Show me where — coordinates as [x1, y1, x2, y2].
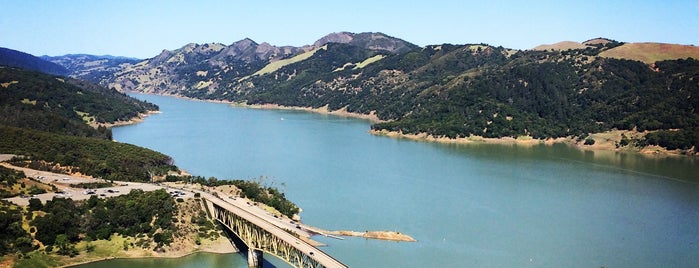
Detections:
[2, 0, 697, 58]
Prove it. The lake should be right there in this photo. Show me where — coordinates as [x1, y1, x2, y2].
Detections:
[85, 94, 699, 267]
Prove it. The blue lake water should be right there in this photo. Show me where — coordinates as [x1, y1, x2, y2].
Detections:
[94, 94, 699, 267]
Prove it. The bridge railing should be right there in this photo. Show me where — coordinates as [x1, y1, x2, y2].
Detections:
[196, 190, 348, 268]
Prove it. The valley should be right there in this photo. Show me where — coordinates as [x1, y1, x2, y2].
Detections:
[41, 32, 699, 156]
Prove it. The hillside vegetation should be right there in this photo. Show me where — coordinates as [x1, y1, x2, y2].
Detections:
[0, 58, 303, 267]
[0, 67, 158, 139]
[599, 43, 699, 64]
[0, 126, 176, 182]
[53, 34, 699, 154]
[0, 66, 176, 181]
[0, 47, 68, 76]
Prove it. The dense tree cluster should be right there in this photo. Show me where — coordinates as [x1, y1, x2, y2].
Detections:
[166, 175, 300, 218]
[0, 201, 35, 255]
[230, 179, 300, 218]
[32, 189, 176, 252]
[0, 67, 157, 139]
[0, 166, 25, 189]
[248, 44, 698, 152]
[1, 126, 176, 182]
[139, 40, 698, 153]
[81, 189, 175, 241]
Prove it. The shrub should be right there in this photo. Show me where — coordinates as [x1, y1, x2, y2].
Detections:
[584, 137, 596, 145]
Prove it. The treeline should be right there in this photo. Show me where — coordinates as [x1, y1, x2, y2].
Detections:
[0, 67, 158, 139]
[0, 201, 34, 256]
[166, 41, 699, 153]
[373, 56, 699, 152]
[29, 189, 177, 256]
[166, 175, 300, 218]
[0, 126, 177, 182]
[0, 47, 68, 76]
[0, 165, 25, 188]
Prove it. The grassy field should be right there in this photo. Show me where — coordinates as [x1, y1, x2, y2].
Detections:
[353, 55, 385, 69]
[532, 41, 590, 51]
[248, 45, 328, 78]
[599, 43, 699, 64]
[12, 234, 135, 268]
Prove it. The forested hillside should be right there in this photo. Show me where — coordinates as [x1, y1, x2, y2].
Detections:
[0, 126, 176, 181]
[0, 67, 158, 138]
[0, 47, 69, 76]
[56, 33, 699, 154]
[0, 66, 176, 181]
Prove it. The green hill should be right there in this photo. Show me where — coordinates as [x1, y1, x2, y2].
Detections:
[0, 67, 157, 138]
[0, 47, 69, 76]
[0, 66, 176, 181]
[65, 34, 699, 154]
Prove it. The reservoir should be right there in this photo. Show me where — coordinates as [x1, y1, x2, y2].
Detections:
[99, 94, 698, 267]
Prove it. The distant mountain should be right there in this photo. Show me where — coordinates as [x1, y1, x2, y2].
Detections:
[0, 47, 69, 76]
[78, 32, 414, 94]
[531, 41, 591, 51]
[96, 39, 311, 93]
[313, 32, 418, 54]
[67, 34, 699, 154]
[41, 54, 141, 83]
[530, 38, 699, 64]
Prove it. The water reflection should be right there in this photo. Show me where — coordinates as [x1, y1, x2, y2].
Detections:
[435, 142, 698, 183]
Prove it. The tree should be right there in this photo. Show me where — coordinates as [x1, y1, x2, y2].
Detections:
[54, 234, 69, 254]
[54, 234, 78, 257]
[27, 198, 43, 211]
[584, 137, 596, 145]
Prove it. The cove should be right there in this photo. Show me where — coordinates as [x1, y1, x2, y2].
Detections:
[96, 93, 699, 267]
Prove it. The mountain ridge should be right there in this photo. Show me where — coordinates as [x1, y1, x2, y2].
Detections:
[0, 47, 69, 76]
[26, 33, 699, 154]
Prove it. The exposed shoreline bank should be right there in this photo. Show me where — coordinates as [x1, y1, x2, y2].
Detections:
[92, 110, 162, 128]
[0, 160, 238, 268]
[61, 238, 237, 268]
[124, 92, 694, 158]
[370, 129, 696, 157]
[128, 91, 386, 123]
[2, 159, 412, 267]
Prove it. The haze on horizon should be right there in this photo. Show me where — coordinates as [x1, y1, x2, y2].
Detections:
[1, 0, 698, 59]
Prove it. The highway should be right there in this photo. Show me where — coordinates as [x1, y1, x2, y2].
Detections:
[197, 190, 348, 268]
[0, 160, 347, 267]
[1, 162, 168, 206]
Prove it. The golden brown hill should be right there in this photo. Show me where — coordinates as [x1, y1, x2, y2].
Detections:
[599, 42, 699, 64]
[582, 38, 614, 46]
[532, 41, 590, 51]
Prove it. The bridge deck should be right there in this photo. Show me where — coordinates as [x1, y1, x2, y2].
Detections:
[199, 191, 348, 268]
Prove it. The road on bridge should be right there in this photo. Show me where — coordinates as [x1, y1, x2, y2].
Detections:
[197, 190, 348, 268]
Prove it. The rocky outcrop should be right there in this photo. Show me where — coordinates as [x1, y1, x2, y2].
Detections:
[314, 32, 418, 54]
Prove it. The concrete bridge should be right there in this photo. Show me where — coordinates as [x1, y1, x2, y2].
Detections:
[198, 191, 348, 268]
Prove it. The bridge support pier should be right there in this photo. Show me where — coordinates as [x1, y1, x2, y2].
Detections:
[247, 248, 263, 268]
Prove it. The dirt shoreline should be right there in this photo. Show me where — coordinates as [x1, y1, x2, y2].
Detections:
[0, 160, 237, 268]
[239, 103, 385, 123]
[327, 230, 417, 242]
[91, 110, 161, 128]
[129, 92, 694, 157]
[370, 129, 696, 157]
[130, 91, 386, 123]
[61, 238, 237, 268]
